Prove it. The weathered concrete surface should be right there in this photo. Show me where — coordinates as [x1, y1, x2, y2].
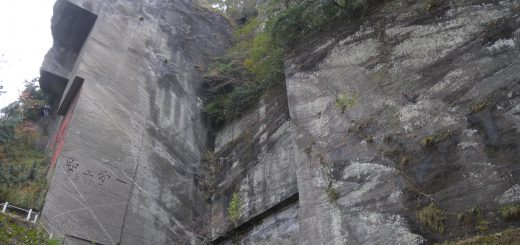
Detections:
[210, 89, 298, 240]
[40, 0, 231, 244]
[285, 0, 520, 244]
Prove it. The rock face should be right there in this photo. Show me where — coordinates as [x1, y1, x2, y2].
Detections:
[210, 89, 299, 243]
[284, 0, 520, 244]
[39, 0, 230, 244]
[40, 0, 520, 244]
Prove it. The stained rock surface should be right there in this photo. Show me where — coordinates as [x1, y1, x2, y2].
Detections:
[40, 0, 230, 244]
[284, 0, 520, 244]
[39, 0, 520, 244]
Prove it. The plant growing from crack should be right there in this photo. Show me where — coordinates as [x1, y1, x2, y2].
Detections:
[228, 192, 241, 225]
[319, 154, 340, 203]
[425, 0, 441, 11]
[470, 98, 489, 113]
[197, 151, 220, 202]
[326, 182, 339, 203]
[419, 130, 453, 147]
[418, 203, 445, 233]
[336, 90, 359, 114]
[500, 204, 520, 221]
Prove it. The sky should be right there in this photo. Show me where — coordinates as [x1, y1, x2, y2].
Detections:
[0, 0, 56, 108]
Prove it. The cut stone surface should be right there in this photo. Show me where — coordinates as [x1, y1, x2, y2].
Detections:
[40, 0, 231, 244]
[39, 0, 520, 244]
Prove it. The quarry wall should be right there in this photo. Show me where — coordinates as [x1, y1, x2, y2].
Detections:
[39, 0, 520, 244]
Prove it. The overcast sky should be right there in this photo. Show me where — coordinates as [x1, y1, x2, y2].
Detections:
[0, 0, 55, 108]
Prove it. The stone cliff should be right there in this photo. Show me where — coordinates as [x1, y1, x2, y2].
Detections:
[39, 0, 230, 244]
[39, 0, 520, 244]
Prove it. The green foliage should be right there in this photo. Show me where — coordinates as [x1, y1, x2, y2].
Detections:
[0, 215, 59, 244]
[204, 84, 264, 128]
[19, 79, 50, 122]
[233, 18, 260, 43]
[205, 95, 230, 128]
[244, 33, 284, 86]
[268, 0, 372, 48]
[0, 78, 51, 209]
[206, 57, 245, 80]
[227, 192, 241, 224]
[228, 84, 264, 114]
[500, 204, 520, 221]
[418, 203, 445, 233]
[0, 179, 48, 209]
[325, 182, 339, 203]
[0, 79, 49, 148]
[476, 216, 488, 233]
[335, 90, 359, 113]
[204, 17, 285, 127]
[204, 0, 374, 126]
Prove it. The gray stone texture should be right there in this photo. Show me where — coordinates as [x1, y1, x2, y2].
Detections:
[210, 89, 298, 240]
[219, 203, 299, 245]
[40, 0, 231, 244]
[285, 0, 520, 244]
[40, 0, 520, 244]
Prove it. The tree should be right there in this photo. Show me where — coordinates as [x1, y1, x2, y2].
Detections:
[0, 77, 52, 209]
[19, 78, 50, 121]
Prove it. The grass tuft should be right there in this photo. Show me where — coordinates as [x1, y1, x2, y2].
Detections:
[500, 204, 520, 221]
[336, 90, 359, 114]
[418, 203, 445, 233]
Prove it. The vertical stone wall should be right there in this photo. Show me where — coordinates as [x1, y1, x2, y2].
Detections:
[285, 0, 520, 244]
[40, 0, 231, 244]
[39, 0, 520, 244]
[210, 89, 299, 243]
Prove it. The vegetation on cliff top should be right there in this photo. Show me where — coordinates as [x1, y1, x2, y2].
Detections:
[203, 0, 375, 127]
[203, 15, 284, 128]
